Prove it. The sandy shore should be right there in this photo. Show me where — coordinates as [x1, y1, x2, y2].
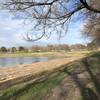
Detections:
[0, 57, 82, 84]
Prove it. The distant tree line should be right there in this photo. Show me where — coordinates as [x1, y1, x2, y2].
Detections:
[0, 43, 99, 53]
[0, 46, 28, 53]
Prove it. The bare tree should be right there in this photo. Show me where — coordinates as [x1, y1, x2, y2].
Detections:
[82, 14, 100, 46]
[1, 0, 100, 41]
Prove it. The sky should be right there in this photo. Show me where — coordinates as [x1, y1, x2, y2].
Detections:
[0, 10, 89, 47]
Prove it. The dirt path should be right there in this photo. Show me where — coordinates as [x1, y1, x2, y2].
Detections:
[0, 57, 82, 84]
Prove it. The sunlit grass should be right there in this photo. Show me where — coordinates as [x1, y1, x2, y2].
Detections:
[0, 51, 91, 58]
[0, 72, 66, 100]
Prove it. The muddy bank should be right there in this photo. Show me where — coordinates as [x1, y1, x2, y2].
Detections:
[0, 57, 82, 89]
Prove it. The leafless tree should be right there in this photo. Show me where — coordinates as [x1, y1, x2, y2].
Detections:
[1, 0, 100, 41]
[82, 14, 100, 46]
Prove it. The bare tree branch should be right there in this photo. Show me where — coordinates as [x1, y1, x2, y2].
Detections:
[80, 0, 100, 13]
[1, 0, 100, 41]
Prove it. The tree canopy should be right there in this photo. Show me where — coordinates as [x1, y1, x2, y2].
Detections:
[1, 0, 100, 42]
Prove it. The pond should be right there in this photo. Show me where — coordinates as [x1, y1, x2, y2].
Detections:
[0, 57, 51, 67]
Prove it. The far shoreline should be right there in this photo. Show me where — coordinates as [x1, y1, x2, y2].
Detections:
[0, 51, 90, 58]
[0, 52, 57, 58]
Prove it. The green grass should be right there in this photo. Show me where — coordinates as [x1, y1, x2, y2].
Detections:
[0, 52, 55, 58]
[0, 51, 90, 58]
[89, 51, 100, 57]
[0, 72, 66, 100]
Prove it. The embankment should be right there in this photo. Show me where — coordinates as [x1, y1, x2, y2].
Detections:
[0, 52, 100, 100]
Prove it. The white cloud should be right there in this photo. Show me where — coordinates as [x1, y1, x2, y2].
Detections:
[0, 10, 89, 47]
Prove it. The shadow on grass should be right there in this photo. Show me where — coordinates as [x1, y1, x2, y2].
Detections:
[0, 72, 66, 100]
[63, 57, 100, 100]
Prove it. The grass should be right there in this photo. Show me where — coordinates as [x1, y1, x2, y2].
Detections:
[0, 51, 99, 100]
[0, 51, 90, 58]
[89, 51, 100, 57]
[0, 72, 66, 100]
[0, 52, 55, 58]
[62, 51, 100, 100]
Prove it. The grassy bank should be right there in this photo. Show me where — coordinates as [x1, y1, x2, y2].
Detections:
[0, 72, 66, 100]
[0, 51, 100, 100]
[0, 51, 90, 58]
[0, 52, 55, 58]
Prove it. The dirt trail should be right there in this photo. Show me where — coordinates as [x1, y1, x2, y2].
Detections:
[0, 57, 82, 84]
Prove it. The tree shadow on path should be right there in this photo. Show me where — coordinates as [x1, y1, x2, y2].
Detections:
[64, 58, 100, 100]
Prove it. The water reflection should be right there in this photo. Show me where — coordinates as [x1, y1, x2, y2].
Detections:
[0, 57, 49, 67]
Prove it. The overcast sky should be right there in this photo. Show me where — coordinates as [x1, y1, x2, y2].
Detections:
[0, 10, 89, 47]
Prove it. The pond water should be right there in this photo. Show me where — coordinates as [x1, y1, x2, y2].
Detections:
[0, 57, 50, 67]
